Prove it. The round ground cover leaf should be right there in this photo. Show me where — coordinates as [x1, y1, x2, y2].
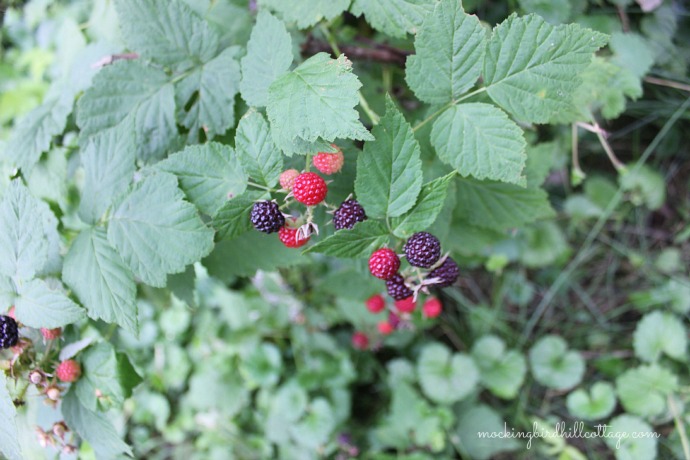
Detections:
[605, 415, 658, 460]
[456, 405, 520, 460]
[615, 364, 678, 418]
[633, 311, 687, 362]
[566, 382, 617, 421]
[239, 343, 283, 389]
[529, 335, 585, 390]
[417, 342, 479, 405]
[431, 103, 527, 185]
[471, 335, 527, 399]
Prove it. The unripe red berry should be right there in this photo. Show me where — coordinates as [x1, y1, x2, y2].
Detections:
[394, 296, 416, 314]
[41, 328, 62, 340]
[423, 297, 443, 318]
[365, 294, 386, 313]
[368, 248, 400, 280]
[279, 169, 300, 190]
[352, 332, 369, 350]
[377, 321, 394, 336]
[313, 145, 344, 175]
[278, 225, 310, 248]
[56, 360, 81, 383]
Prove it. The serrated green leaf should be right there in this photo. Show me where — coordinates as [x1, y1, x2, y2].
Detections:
[431, 103, 526, 185]
[0, 373, 22, 460]
[235, 111, 283, 187]
[212, 191, 268, 241]
[267, 53, 373, 156]
[290, 397, 336, 449]
[471, 335, 526, 399]
[454, 178, 555, 231]
[304, 220, 390, 258]
[350, 0, 436, 38]
[260, 0, 350, 29]
[525, 141, 556, 188]
[116, 0, 220, 69]
[175, 47, 241, 142]
[107, 172, 215, 287]
[529, 335, 584, 390]
[518, 0, 572, 24]
[78, 121, 136, 224]
[417, 343, 479, 405]
[240, 10, 293, 107]
[156, 142, 247, 216]
[406, 0, 486, 105]
[605, 415, 657, 460]
[566, 382, 616, 421]
[633, 311, 687, 362]
[355, 98, 422, 218]
[239, 343, 283, 389]
[63, 228, 138, 333]
[77, 60, 180, 162]
[616, 364, 677, 418]
[62, 389, 133, 459]
[14, 279, 85, 329]
[392, 173, 454, 238]
[484, 14, 608, 123]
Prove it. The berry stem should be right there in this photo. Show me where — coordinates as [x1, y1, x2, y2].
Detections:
[247, 181, 275, 192]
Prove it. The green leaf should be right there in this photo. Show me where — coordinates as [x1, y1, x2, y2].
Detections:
[240, 10, 293, 107]
[78, 121, 136, 224]
[354, 98, 422, 218]
[62, 389, 133, 459]
[525, 141, 556, 188]
[77, 60, 180, 162]
[350, 0, 436, 38]
[517, 0, 572, 24]
[566, 382, 616, 421]
[605, 415, 657, 460]
[629, 278, 690, 315]
[260, 0, 350, 29]
[471, 335, 527, 399]
[107, 172, 215, 287]
[175, 47, 241, 142]
[392, 173, 455, 238]
[63, 228, 138, 333]
[239, 343, 283, 389]
[620, 165, 666, 210]
[14, 279, 85, 329]
[529, 335, 585, 390]
[518, 221, 570, 268]
[212, 191, 268, 241]
[456, 405, 520, 460]
[0, 180, 58, 281]
[483, 14, 608, 123]
[267, 53, 373, 156]
[290, 398, 336, 449]
[417, 342, 479, 405]
[633, 311, 687, 363]
[454, 178, 555, 231]
[431, 103, 526, 185]
[0, 373, 22, 460]
[609, 32, 654, 79]
[156, 142, 247, 216]
[304, 220, 390, 258]
[406, 0, 486, 105]
[116, 0, 220, 69]
[235, 111, 283, 187]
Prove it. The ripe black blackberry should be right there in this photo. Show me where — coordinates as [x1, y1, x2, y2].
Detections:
[404, 232, 441, 268]
[0, 315, 19, 349]
[333, 199, 367, 230]
[386, 274, 413, 300]
[428, 257, 459, 288]
[250, 201, 285, 234]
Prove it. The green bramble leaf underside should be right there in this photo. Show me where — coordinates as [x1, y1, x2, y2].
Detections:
[355, 97, 423, 219]
[63, 228, 138, 333]
[107, 172, 215, 288]
[406, 0, 486, 105]
[392, 172, 455, 238]
[633, 311, 687, 363]
[350, 0, 436, 38]
[304, 220, 390, 258]
[14, 279, 85, 329]
[259, 0, 350, 29]
[240, 10, 293, 107]
[235, 111, 283, 187]
[483, 14, 608, 123]
[431, 103, 527, 186]
[0, 373, 22, 460]
[156, 142, 247, 216]
[212, 191, 268, 241]
[115, 0, 220, 69]
[267, 53, 373, 156]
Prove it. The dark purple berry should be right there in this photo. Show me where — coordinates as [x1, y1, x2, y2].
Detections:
[386, 274, 413, 300]
[250, 201, 285, 234]
[0, 315, 19, 349]
[428, 257, 459, 288]
[404, 232, 441, 268]
[333, 199, 367, 230]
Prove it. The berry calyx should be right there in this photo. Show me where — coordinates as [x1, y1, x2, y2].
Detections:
[278, 225, 310, 248]
[394, 296, 416, 313]
[377, 321, 394, 336]
[368, 248, 400, 280]
[386, 274, 413, 300]
[293, 172, 328, 206]
[313, 146, 344, 175]
[279, 169, 300, 190]
[333, 199, 367, 230]
[56, 360, 82, 383]
[250, 201, 285, 234]
[352, 332, 369, 350]
[0, 315, 19, 349]
[423, 297, 443, 318]
[365, 294, 386, 314]
[41, 328, 62, 340]
[404, 232, 441, 268]
[428, 257, 459, 288]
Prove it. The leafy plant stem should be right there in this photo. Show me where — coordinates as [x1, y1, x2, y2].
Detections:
[644, 76, 690, 92]
[593, 122, 626, 172]
[669, 394, 690, 460]
[571, 123, 585, 181]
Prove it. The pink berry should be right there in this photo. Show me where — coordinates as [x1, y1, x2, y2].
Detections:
[41, 328, 62, 340]
[395, 296, 416, 314]
[352, 332, 369, 350]
[365, 294, 386, 313]
[279, 169, 300, 190]
[377, 321, 394, 336]
[313, 145, 344, 175]
[56, 360, 81, 383]
[423, 297, 443, 318]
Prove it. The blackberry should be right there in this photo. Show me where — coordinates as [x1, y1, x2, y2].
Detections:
[404, 232, 441, 268]
[0, 315, 19, 349]
[250, 201, 285, 233]
[386, 274, 413, 300]
[428, 257, 459, 288]
[333, 199, 367, 230]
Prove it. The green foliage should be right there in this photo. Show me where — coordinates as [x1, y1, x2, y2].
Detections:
[529, 335, 585, 390]
[566, 382, 617, 420]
